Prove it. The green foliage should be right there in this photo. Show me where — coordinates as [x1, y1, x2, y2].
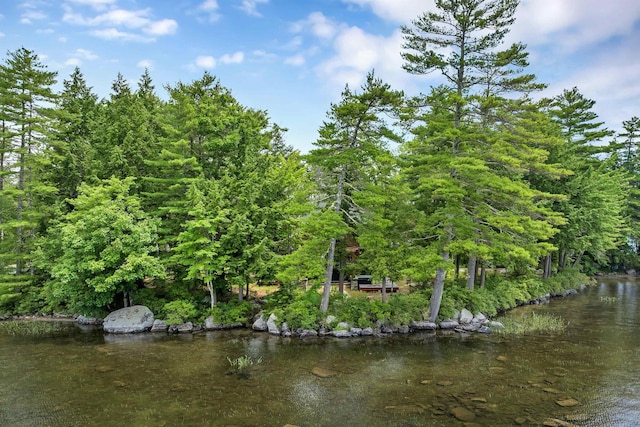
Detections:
[208, 300, 253, 325]
[227, 355, 262, 375]
[162, 299, 198, 325]
[495, 313, 567, 336]
[36, 177, 165, 315]
[329, 293, 388, 328]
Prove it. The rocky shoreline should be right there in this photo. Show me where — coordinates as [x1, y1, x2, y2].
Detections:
[1, 286, 582, 338]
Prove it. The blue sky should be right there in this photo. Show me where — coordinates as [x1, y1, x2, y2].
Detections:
[2, 0, 640, 152]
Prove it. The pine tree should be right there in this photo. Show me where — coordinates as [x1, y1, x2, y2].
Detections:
[0, 48, 57, 312]
[401, 0, 563, 320]
[306, 71, 403, 312]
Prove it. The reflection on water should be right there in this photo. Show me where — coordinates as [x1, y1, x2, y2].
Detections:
[1, 279, 639, 426]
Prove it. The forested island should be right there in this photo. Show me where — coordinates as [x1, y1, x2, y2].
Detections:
[1, 0, 638, 332]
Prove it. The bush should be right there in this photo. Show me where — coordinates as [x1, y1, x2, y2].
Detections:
[329, 295, 388, 328]
[163, 300, 198, 325]
[272, 299, 321, 330]
[208, 300, 253, 325]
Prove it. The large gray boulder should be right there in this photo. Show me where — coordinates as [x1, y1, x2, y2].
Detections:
[252, 313, 268, 331]
[103, 305, 154, 334]
[267, 313, 280, 335]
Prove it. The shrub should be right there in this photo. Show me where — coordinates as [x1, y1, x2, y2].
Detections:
[208, 300, 253, 325]
[272, 299, 321, 330]
[163, 300, 198, 325]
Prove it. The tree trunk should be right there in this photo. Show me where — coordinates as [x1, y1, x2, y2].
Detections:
[479, 261, 486, 288]
[321, 167, 346, 313]
[455, 254, 460, 279]
[338, 253, 344, 294]
[381, 277, 389, 304]
[572, 250, 585, 269]
[238, 283, 244, 301]
[466, 256, 477, 290]
[429, 251, 449, 323]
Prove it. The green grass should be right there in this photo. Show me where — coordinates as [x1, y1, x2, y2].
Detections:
[0, 320, 66, 336]
[495, 313, 567, 336]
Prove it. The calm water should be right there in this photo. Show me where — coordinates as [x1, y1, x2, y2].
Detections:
[1, 279, 639, 427]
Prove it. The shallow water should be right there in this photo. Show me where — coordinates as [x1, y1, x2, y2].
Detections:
[1, 279, 639, 426]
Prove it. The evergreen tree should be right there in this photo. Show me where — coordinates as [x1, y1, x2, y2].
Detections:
[401, 0, 562, 320]
[306, 72, 403, 312]
[0, 48, 57, 312]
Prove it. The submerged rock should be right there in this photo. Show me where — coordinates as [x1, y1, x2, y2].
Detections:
[311, 367, 337, 378]
[76, 315, 103, 325]
[556, 398, 580, 407]
[103, 306, 154, 334]
[449, 406, 476, 422]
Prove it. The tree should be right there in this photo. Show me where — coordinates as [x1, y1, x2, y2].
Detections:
[48, 67, 99, 202]
[0, 48, 57, 312]
[306, 72, 403, 313]
[38, 177, 165, 316]
[541, 88, 625, 272]
[401, 0, 563, 321]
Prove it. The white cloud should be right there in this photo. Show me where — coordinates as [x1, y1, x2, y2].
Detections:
[220, 51, 244, 64]
[64, 57, 82, 66]
[316, 27, 422, 91]
[144, 19, 178, 36]
[91, 28, 153, 42]
[63, 6, 178, 41]
[195, 55, 216, 69]
[0, 32, 4, 38]
[75, 48, 98, 60]
[292, 12, 340, 39]
[66, 0, 116, 10]
[20, 9, 47, 24]
[341, 0, 432, 23]
[197, 0, 220, 22]
[239, 0, 268, 17]
[510, 0, 640, 52]
[137, 59, 154, 69]
[285, 54, 305, 66]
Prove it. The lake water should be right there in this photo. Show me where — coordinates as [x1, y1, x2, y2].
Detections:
[1, 279, 639, 426]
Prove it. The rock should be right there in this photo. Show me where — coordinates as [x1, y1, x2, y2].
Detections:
[555, 398, 580, 407]
[420, 380, 432, 385]
[169, 322, 193, 334]
[496, 355, 508, 362]
[478, 326, 492, 334]
[267, 313, 280, 335]
[76, 315, 103, 325]
[252, 314, 268, 331]
[311, 367, 337, 378]
[543, 418, 575, 427]
[514, 417, 527, 425]
[398, 326, 410, 334]
[281, 322, 292, 337]
[471, 397, 487, 403]
[488, 321, 504, 329]
[543, 387, 560, 394]
[205, 317, 223, 330]
[459, 309, 474, 324]
[409, 320, 438, 330]
[361, 327, 374, 336]
[336, 322, 351, 330]
[325, 315, 336, 325]
[452, 311, 461, 321]
[350, 327, 362, 336]
[381, 325, 398, 334]
[439, 320, 459, 329]
[150, 319, 167, 332]
[437, 380, 452, 386]
[331, 329, 352, 338]
[103, 306, 154, 334]
[450, 406, 476, 422]
[474, 312, 487, 323]
[384, 404, 425, 414]
[299, 329, 318, 339]
[461, 323, 481, 332]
